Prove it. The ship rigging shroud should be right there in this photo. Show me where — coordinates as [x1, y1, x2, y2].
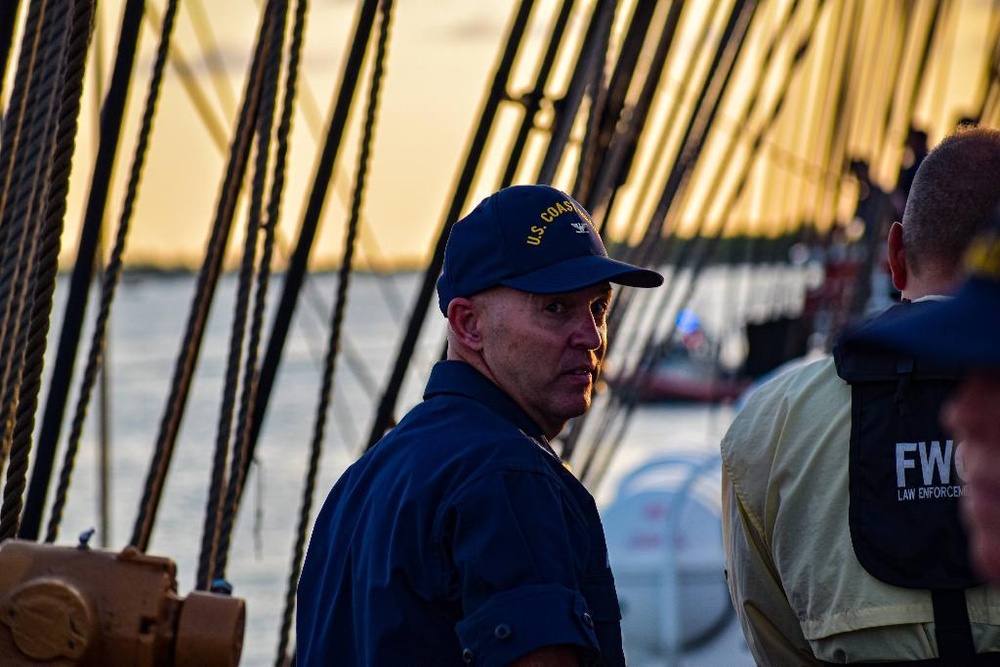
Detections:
[0, 0, 998, 663]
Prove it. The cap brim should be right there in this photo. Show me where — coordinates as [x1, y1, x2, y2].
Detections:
[849, 278, 1000, 367]
[501, 255, 663, 294]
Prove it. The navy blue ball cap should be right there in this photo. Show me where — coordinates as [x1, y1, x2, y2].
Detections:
[436, 185, 663, 314]
[847, 221, 1000, 367]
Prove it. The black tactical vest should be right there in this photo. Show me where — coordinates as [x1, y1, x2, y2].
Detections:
[834, 302, 984, 662]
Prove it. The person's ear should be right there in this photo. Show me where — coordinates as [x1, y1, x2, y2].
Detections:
[887, 221, 908, 291]
[447, 297, 484, 351]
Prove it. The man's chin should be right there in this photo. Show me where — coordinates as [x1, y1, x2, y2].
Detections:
[560, 394, 592, 421]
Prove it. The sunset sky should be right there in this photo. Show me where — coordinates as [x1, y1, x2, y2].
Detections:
[58, 0, 523, 270]
[7, 0, 998, 270]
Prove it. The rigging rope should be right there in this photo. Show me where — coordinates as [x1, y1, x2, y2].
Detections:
[202, 0, 289, 591]
[0, 0, 48, 490]
[130, 0, 275, 552]
[0, 0, 79, 541]
[586, 0, 829, 488]
[575, 0, 672, 214]
[276, 0, 392, 660]
[535, 0, 617, 186]
[46, 0, 181, 543]
[561, 0, 698, 463]
[573, 2, 758, 453]
[0, 1, 42, 238]
[249, 0, 382, 461]
[3, 0, 95, 541]
[731, 1, 818, 337]
[186, 0, 238, 119]
[588, 3, 821, 482]
[143, 3, 230, 153]
[0, 0, 59, 453]
[21, 0, 145, 542]
[571, 0, 633, 206]
[164, 0, 412, 329]
[364, 0, 538, 449]
[0, 1, 21, 98]
[576, 0, 763, 483]
[601, 0, 724, 321]
[849, 1, 944, 320]
[230, 0, 309, 521]
[498, 0, 577, 190]
[811, 0, 859, 248]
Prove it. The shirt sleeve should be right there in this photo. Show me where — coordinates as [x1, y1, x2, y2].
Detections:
[722, 429, 821, 666]
[443, 468, 601, 666]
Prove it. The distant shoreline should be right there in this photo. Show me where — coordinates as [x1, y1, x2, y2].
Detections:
[77, 233, 818, 277]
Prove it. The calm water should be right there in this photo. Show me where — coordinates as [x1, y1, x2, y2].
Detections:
[37, 266, 811, 665]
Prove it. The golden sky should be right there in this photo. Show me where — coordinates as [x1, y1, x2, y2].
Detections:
[8, 0, 999, 271]
[58, 0, 522, 270]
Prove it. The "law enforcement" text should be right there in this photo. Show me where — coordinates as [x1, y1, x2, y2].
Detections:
[895, 440, 968, 502]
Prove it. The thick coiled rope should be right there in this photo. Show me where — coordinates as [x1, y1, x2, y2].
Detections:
[0, 0, 61, 524]
[2, 0, 96, 540]
[0, 0, 93, 541]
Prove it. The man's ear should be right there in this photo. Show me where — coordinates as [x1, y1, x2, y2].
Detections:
[447, 297, 484, 351]
[887, 221, 908, 292]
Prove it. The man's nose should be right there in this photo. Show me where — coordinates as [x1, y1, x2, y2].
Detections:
[571, 312, 603, 350]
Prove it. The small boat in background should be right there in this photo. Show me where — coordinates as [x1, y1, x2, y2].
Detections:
[610, 309, 750, 404]
[620, 343, 750, 404]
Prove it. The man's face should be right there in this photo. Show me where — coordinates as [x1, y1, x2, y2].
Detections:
[943, 369, 1000, 581]
[475, 283, 612, 438]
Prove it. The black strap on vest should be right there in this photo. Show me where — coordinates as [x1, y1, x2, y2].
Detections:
[836, 303, 983, 663]
[932, 589, 976, 658]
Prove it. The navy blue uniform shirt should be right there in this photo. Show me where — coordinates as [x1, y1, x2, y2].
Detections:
[296, 360, 625, 666]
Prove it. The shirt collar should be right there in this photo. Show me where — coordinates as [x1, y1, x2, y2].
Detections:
[424, 360, 546, 440]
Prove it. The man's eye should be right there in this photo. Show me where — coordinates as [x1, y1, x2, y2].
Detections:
[592, 301, 609, 318]
[545, 301, 565, 314]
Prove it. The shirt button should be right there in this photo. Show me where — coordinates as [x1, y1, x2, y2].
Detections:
[494, 623, 512, 640]
[462, 648, 475, 664]
[582, 612, 594, 628]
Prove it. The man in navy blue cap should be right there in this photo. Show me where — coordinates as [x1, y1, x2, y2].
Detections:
[849, 209, 1000, 584]
[296, 184, 662, 666]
